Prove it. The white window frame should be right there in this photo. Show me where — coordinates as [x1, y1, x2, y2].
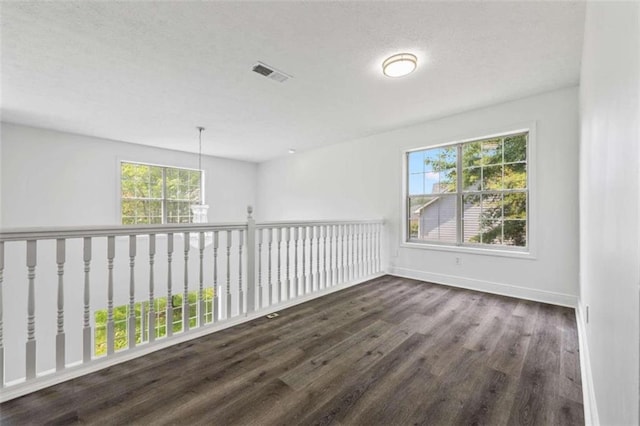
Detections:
[401, 123, 537, 259]
[118, 160, 205, 225]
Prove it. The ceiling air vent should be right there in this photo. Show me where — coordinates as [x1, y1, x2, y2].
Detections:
[252, 61, 292, 83]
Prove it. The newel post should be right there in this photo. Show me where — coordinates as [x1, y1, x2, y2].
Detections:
[246, 205, 256, 313]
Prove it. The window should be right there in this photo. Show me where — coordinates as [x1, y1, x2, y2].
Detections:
[120, 162, 202, 224]
[406, 131, 528, 250]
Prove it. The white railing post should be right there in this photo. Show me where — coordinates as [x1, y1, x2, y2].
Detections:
[56, 239, 66, 370]
[148, 234, 156, 343]
[25, 240, 37, 379]
[128, 235, 137, 349]
[246, 206, 256, 313]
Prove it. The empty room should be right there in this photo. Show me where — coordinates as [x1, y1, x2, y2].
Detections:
[0, 1, 638, 425]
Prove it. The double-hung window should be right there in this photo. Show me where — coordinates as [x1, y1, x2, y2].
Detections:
[406, 131, 528, 250]
[120, 161, 202, 224]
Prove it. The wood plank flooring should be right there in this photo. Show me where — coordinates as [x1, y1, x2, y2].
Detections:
[0, 276, 584, 425]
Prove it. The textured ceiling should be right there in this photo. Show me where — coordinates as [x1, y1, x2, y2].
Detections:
[1, 1, 585, 162]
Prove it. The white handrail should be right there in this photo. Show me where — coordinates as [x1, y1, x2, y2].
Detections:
[0, 222, 248, 241]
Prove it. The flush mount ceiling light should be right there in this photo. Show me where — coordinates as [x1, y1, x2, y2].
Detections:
[288, 148, 296, 154]
[382, 53, 417, 78]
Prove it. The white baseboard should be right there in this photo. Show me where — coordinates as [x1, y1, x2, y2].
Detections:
[576, 303, 600, 426]
[387, 266, 578, 307]
[0, 273, 385, 403]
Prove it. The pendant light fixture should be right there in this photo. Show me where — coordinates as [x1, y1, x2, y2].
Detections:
[190, 126, 212, 247]
[191, 126, 209, 223]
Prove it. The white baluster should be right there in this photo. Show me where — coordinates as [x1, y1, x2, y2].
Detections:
[292, 227, 298, 299]
[238, 229, 244, 314]
[258, 229, 263, 308]
[350, 224, 355, 281]
[309, 226, 315, 292]
[358, 224, 363, 278]
[328, 225, 334, 287]
[183, 232, 190, 331]
[315, 226, 321, 290]
[344, 225, 349, 282]
[107, 236, 116, 353]
[83, 237, 91, 362]
[56, 239, 66, 369]
[340, 225, 346, 284]
[365, 224, 370, 276]
[213, 231, 219, 323]
[322, 226, 327, 289]
[284, 227, 290, 302]
[277, 228, 282, 302]
[226, 230, 232, 319]
[354, 224, 358, 279]
[166, 233, 174, 337]
[353, 223, 362, 278]
[128, 235, 137, 349]
[198, 232, 205, 327]
[25, 240, 37, 379]
[302, 227, 307, 295]
[148, 234, 156, 343]
[367, 223, 374, 275]
[268, 229, 273, 305]
[0, 241, 4, 387]
[364, 224, 369, 276]
[376, 224, 382, 272]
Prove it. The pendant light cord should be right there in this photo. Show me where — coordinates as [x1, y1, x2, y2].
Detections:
[197, 126, 205, 206]
[197, 126, 204, 172]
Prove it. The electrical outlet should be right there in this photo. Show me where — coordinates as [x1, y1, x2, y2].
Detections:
[455, 257, 462, 265]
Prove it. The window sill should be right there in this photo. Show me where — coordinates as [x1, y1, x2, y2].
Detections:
[400, 241, 536, 260]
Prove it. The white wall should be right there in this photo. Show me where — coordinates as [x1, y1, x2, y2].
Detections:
[579, 2, 640, 425]
[0, 123, 258, 228]
[0, 123, 258, 382]
[258, 87, 580, 306]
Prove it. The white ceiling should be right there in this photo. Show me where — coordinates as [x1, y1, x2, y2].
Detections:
[1, 1, 585, 163]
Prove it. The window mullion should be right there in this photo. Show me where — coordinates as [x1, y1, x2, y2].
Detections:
[162, 167, 167, 224]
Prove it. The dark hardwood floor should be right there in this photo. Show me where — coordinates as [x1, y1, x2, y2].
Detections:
[0, 275, 584, 425]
